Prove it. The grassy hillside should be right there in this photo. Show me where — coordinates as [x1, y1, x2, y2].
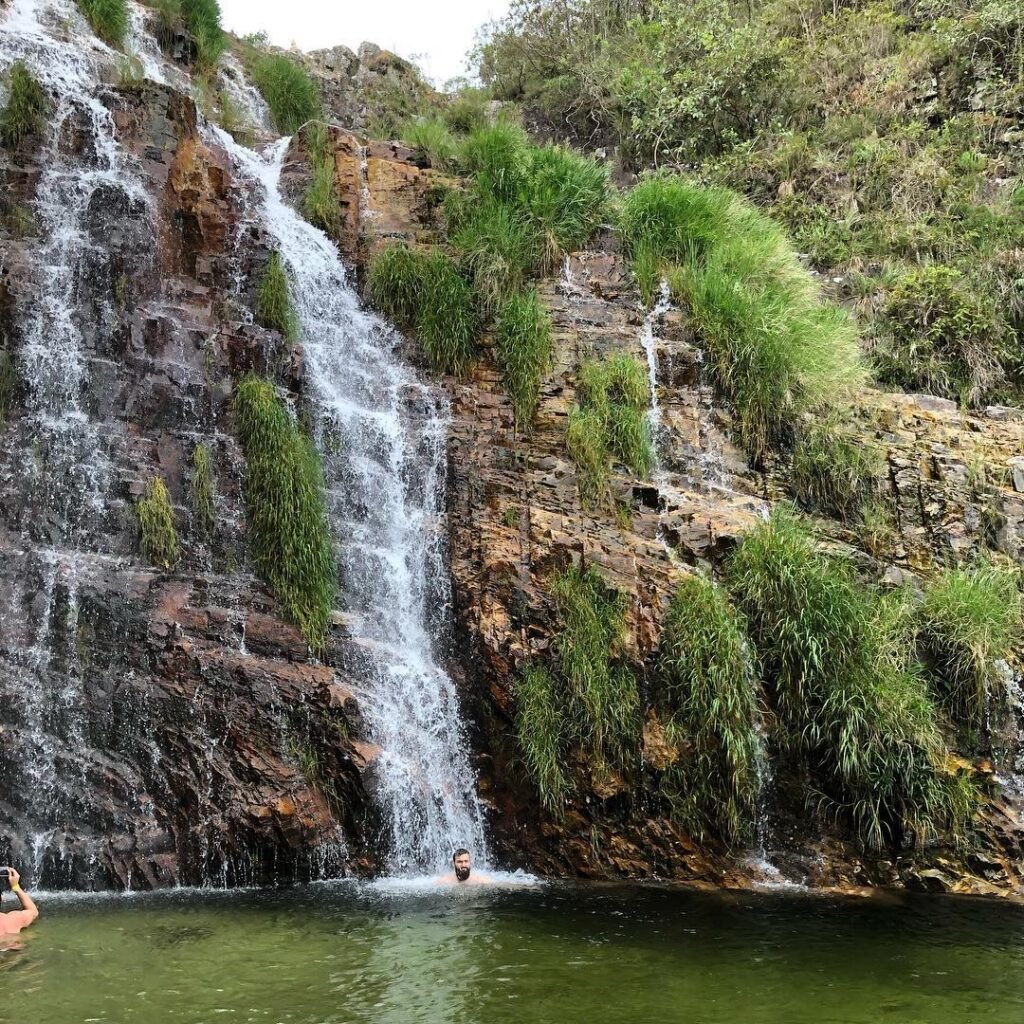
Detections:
[474, 0, 1024, 407]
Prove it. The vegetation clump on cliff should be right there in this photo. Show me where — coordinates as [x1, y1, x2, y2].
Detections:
[137, 477, 180, 569]
[246, 48, 321, 134]
[0, 63, 49, 148]
[791, 416, 882, 522]
[151, 0, 226, 72]
[76, 0, 129, 49]
[620, 176, 865, 465]
[516, 564, 639, 809]
[0, 349, 17, 424]
[496, 288, 553, 429]
[567, 353, 653, 503]
[727, 507, 976, 850]
[657, 574, 763, 846]
[917, 560, 1023, 736]
[255, 251, 298, 341]
[190, 443, 216, 538]
[234, 375, 335, 651]
[301, 122, 341, 234]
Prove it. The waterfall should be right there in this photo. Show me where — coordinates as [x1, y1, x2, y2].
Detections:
[1, 0, 154, 877]
[214, 132, 489, 876]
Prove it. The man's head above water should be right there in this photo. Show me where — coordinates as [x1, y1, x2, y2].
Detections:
[452, 848, 472, 882]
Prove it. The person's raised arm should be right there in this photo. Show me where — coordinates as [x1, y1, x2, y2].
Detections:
[6, 869, 38, 927]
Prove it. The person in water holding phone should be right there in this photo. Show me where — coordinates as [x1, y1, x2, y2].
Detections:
[0, 867, 38, 937]
[438, 848, 493, 885]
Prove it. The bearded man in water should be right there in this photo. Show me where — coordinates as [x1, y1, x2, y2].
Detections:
[0, 868, 39, 938]
[439, 848, 493, 885]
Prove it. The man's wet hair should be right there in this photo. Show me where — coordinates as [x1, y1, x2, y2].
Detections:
[453, 848, 470, 861]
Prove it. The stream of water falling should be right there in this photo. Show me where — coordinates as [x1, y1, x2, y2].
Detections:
[211, 131, 489, 876]
[0, 0, 154, 875]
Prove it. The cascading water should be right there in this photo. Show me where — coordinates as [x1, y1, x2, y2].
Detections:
[213, 130, 489, 876]
[1, 0, 154, 876]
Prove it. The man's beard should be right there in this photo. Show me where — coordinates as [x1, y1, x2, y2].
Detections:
[454, 866, 471, 882]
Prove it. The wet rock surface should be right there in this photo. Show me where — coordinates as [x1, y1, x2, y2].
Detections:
[0, 83, 375, 887]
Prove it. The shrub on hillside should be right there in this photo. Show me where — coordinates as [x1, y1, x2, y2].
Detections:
[248, 52, 321, 134]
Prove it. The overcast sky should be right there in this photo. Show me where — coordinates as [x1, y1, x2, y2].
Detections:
[219, 0, 512, 85]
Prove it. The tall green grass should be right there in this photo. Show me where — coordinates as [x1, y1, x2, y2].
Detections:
[191, 443, 216, 538]
[918, 561, 1023, 733]
[248, 52, 321, 135]
[76, 0, 128, 48]
[657, 574, 762, 845]
[255, 251, 298, 341]
[403, 116, 460, 173]
[452, 199, 540, 313]
[791, 417, 882, 521]
[567, 353, 653, 503]
[514, 564, 639, 808]
[137, 477, 179, 569]
[302, 122, 341, 235]
[0, 63, 49, 148]
[727, 506, 975, 850]
[416, 252, 479, 374]
[152, 0, 225, 71]
[521, 145, 608, 272]
[515, 664, 572, 811]
[496, 288, 553, 429]
[551, 563, 639, 767]
[620, 176, 865, 465]
[366, 242, 425, 327]
[459, 120, 530, 204]
[234, 375, 335, 651]
[367, 245, 478, 374]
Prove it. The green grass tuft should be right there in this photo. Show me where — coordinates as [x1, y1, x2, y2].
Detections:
[414, 251, 478, 375]
[452, 199, 540, 314]
[620, 176, 865, 465]
[137, 477, 180, 569]
[301, 122, 341, 234]
[918, 560, 1023, 734]
[403, 116, 461, 173]
[496, 288, 553, 430]
[191, 443, 216, 538]
[567, 353, 653, 503]
[791, 417, 882, 521]
[76, 0, 128, 49]
[153, 0, 226, 71]
[726, 506, 975, 850]
[247, 52, 321, 135]
[234, 375, 335, 651]
[515, 664, 572, 811]
[255, 251, 298, 341]
[657, 574, 762, 846]
[366, 242, 427, 327]
[0, 63, 49, 148]
[551, 563, 639, 767]
[520, 144, 608, 272]
[458, 120, 530, 204]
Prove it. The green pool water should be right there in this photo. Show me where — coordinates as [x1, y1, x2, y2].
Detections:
[2, 880, 1023, 1024]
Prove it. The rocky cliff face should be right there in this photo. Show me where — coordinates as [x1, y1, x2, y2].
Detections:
[327, 127, 1024, 896]
[2, 13, 1022, 895]
[0, 77, 378, 888]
